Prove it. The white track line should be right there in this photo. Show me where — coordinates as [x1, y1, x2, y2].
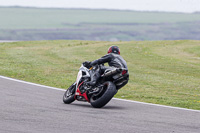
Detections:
[0, 75, 65, 92]
[113, 98, 200, 112]
[0, 75, 200, 113]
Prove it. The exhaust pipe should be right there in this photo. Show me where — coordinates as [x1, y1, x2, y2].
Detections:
[102, 68, 122, 77]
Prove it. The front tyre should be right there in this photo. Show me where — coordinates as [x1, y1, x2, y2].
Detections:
[63, 83, 76, 104]
[90, 81, 117, 108]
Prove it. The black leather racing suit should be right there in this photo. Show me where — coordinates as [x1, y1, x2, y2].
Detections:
[91, 53, 128, 69]
[88, 53, 129, 87]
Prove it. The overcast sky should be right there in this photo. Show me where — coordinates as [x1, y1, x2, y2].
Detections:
[0, 0, 200, 13]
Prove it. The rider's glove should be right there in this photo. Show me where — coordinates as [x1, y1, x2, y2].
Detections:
[83, 61, 91, 68]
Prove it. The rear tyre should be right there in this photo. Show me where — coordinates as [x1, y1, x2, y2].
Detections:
[63, 83, 76, 104]
[90, 81, 117, 108]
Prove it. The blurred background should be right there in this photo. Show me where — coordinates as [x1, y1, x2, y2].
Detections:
[0, 0, 200, 41]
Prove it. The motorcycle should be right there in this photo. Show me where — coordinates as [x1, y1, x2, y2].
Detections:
[63, 62, 129, 108]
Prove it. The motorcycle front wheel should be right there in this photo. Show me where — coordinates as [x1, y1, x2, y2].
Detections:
[63, 83, 76, 104]
[90, 81, 117, 108]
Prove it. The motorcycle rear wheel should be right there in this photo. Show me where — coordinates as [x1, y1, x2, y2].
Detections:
[90, 81, 117, 108]
[63, 83, 76, 104]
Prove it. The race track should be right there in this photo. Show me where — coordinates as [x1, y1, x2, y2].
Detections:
[0, 76, 200, 133]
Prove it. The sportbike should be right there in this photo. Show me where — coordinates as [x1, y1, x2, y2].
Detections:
[63, 62, 129, 108]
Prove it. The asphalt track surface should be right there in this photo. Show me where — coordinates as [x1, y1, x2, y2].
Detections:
[0, 76, 200, 133]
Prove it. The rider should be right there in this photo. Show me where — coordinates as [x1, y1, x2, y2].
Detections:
[84, 45, 129, 88]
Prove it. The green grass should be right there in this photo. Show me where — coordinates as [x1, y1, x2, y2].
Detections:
[0, 40, 200, 110]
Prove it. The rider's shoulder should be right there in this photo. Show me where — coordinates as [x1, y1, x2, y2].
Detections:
[101, 53, 120, 59]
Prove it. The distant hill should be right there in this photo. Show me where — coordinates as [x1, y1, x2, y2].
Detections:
[0, 6, 200, 41]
